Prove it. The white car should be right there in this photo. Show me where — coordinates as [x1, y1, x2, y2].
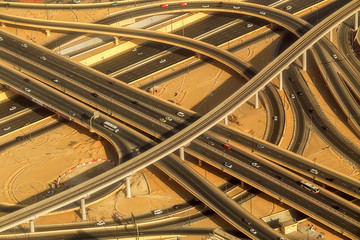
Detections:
[290, 94, 295, 99]
[285, 6, 292, 11]
[40, 56, 47, 61]
[52, 78, 59, 83]
[247, 23, 253, 28]
[251, 162, 260, 168]
[165, 116, 173, 121]
[273, 116, 278, 121]
[9, 106, 16, 111]
[332, 54, 338, 59]
[309, 168, 318, 175]
[259, 11, 266, 15]
[176, 111, 185, 117]
[250, 228, 257, 234]
[152, 209, 163, 215]
[20, 43, 28, 48]
[24, 88, 31, 93]
[202, 4, 209, 7]
[224, 162, 232, 169]
[3, 126, 10, 131]
[256, 144, 264, 149]
[159, 59, 166, 64]
[96, 221, 105, 226]
[233, 6, 240, 9]
[0, 37, 3, 41]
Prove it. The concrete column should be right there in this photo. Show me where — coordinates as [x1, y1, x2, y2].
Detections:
[224, 115, 229, 125]
[179, 146, 185, 160]
[329, 28, 333, 42]
[254, 92, 259, 109]
[302, 50, 307, 71]
[355, 11, 359, 30]
[45, 29, 51, 37]
[29, 219, 35, 233]
[126, 176, 131, 198]
[278, 71, 283, 91]
[198, 159, 202, 166]
[113, 36, 119, 45]
[81, 198, 86, 220]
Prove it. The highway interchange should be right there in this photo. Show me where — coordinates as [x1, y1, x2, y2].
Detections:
[0, 0, 359, 239]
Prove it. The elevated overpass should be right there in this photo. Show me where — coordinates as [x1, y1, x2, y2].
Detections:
[1, 1, 360, 238]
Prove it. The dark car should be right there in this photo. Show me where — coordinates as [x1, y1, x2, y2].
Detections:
[173, 204, 183, 209]
[297, 92, 303, 96]
[323, 126, 329, 131]
[242, 218, 252, 225]
[91, 92, 99, 98]
[24, 78, 31, 83]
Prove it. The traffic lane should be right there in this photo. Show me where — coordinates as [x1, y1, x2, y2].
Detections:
[0, 96, 35, 119]
[188, 141, 360, 235]
[158, 157, 280, 240]
[211, 125, 360, 197]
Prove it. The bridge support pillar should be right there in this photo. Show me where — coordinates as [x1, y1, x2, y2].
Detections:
[355, 12, 359, 30]
[29, 219, 35, 233]
[179, 146, 185, 160]
[254, 92, 259, 109]
[302, 50, 307, 71]
[329, 28, 333, 42]
[45, 29, 51, 37]
[113, 36, 119, 45]
[279, 71, 283, 91]
[126, 176, 131, 198]
[81, 198, 86, 220]
[224, 115, 229, 125]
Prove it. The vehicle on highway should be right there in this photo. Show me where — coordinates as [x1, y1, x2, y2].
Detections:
[161, 3, 168, 7]
[276, 175, 284, 181]
[242, 218, 251, 225]
[222, 144, 231, 149]
[176, 111, 185, 117]
[3, 126, 10, 131]
[72, 0, 81, 3]
[309, 168, 318, 175]
[332, 54, 338, 59]
[91, 92, 99, 98]
[0, 37, 3, 41]
[322, 126, 329, 131]
[165, 116, 173, 121]
[132, 48, 137, 52]
[24, 78, 30, 83]
[297, 91, 303, 96]
[111, 2, 118, 6]
[52, 78, 59, 83]
[202, 134, 209, 139]
[256, 144, 264, 149]
[131, 100, 138, 104]
[173, 204, 183, 209]
[152, 209, 163, 215]
[284, 5, 292, 10]
[137, 51, 143, 55]
[273, 115, 278, 121]
[298, 180, 320, 193]
[180, 2, 187, 6]
[96, 221, 105, 226]
[289, 76, 294, 82]
[224, 162, 232, 168]
[290, 93, 295, 99]
[355, 189, 360, 194]
[247, 23, 253, 28]
[9, 106, 16, 111]
[202, 4, 209, 7]
[68, 111, 76, 117]
[259, 11, 266, 15]
[24, 88, 31, 92]
[250, 228, 257, 234]
[40, 56, 47, 61]
[103, 121, 119, 132]
[233, 6, 240, 9]
[20, 43, 28, 48]
[251, 162, 260, 168]
[16, 136, 25, 141]
[207, 141, 214, 146]
[159, 118, 166, 123]
[159, 58, 167, 63]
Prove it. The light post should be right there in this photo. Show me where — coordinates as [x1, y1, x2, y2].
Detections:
[90, 111, 100, 133]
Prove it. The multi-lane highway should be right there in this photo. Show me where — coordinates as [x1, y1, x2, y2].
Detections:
[0, 0, 360, 239]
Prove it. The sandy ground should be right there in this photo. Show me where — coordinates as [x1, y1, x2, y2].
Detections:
[0, 1, 356, 240]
